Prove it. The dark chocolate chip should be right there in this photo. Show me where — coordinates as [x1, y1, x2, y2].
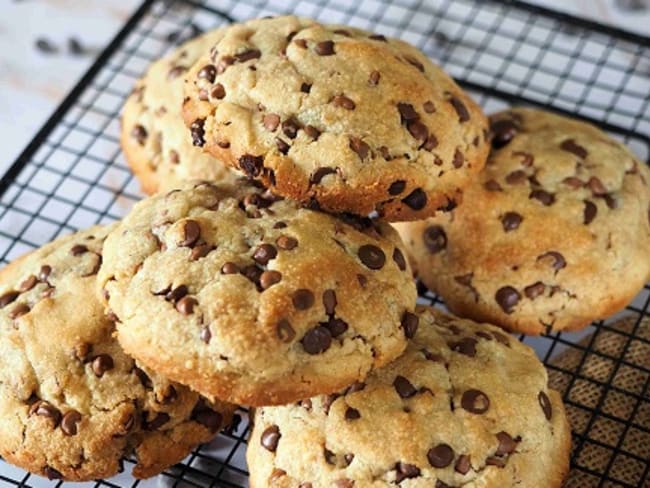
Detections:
[560, 139, 588, 158]
[422, 134, 438, 151]
[583, 200, 597, 224]
[179, 220, 201, 247]
[537, 251, 566, 271]
[191, 404, 223, 433]
[345, 407, 360, 420]
[44, 467, 63, 480]
[449, 96, 470, 122]
[349, 137, 370, 160]
[402, 188, 427, 210]
[235, 49, 261, 62]
[358, 244, 385, 270]
[449, 337, 478, 357]
[239, 154, 264, 177]
[452, 149, 464, 168]
[423, 225, 447, 253]
[407, 121, 428, 141]
[324, 448, 336, 465]
[587, 176, 607, 195]
[190, 243, 213, 261]
[304, 125, 321, 140]
[292, 289, 315, 310]
[495, 431, 518, 455]
[538, 391, 552, 420]
[9, 303, 30, 319]
[277, 319, 296, 343]
[486, 456, 506, 467]
[397, 103, 418, 122]
[393, 248, 407, 271]
[484, 179, 503, 192]
[333, 95, 355, 110]
[300, 82, 312, 93]
[388, 180, 406, 195]
[322, 289, 337, 315]
[393, 375, 417, 398]
[524, 282, 545, 300]
[492, 331, 511, 347]
[276, 235, 298, 251]
[61, 410, 82, 436]
[260, 270, 282, 289]
[401, 312, 419, 339]
[302, 326, 332, 354]
[176, 296, 197, 315]
[495, 286, 520, 314]
[165, 285, 188, 302]
[275, 137, 290, 155]
[30, 401, 61, 427]
[505, 170, 527, 185]
[190, 118, 205, 146]
[530, 189, 555, 206]
[395, 462, 421, 483]
[461, 389, 490, 414]
[315, 40, 335, 55]
[368, 70, 381, 85]
[70, 244, 88, 256]
[428, 444, 454, 468]
[325, 317, 348, 337]
[92, 354, 114, 377]
[423, 100, 436, 113]
[311, 167, 337, 184]
[131, 125, 148, 145]
[221, 262, 239, 274]
[197, 64, 216, 83]
[563, 176, 584, 189]
[144, 412, 170, 430]
[263, 113, 280, 131]
[455, 454, 471, 474]
[282, 118, 300, 139]
[501, 212, 523, 232]
[39, 265, 52, 281]
[490, 119, 517, 148]
[253, 243, 277, 265]
[0, 291, 19, 308]
[211, 83, 226, 99]
[369, 33, 387, 42]
[404, 55, 424, 72]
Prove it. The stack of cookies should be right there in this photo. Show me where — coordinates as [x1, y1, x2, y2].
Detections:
[1, 14, 649, 487]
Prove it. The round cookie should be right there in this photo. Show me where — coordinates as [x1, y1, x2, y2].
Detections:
[182, 16, 489, 221]
[0, 225, 235, 481]
[395, 108, 650, 334]
[247, 306, 571, 488]
[98, 180, 416, 406]
[121, 29, 239, 194]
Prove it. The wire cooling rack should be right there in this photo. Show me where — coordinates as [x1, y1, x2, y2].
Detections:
[0, 0, 648, 487]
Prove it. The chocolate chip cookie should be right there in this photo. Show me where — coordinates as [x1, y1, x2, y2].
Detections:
[98, 180, 416, 406]
[395, 108, 650, 334]
[121, 29, 239, 194]
[182, 16, 489, 221]
[0, 225, 235, 481]
[247, 306, 571, 488]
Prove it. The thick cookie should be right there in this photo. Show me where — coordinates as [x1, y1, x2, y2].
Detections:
[98, 181, 416, 406]
[247, 306, 571, 488]
[395, 108, 650, 334]
[0, 225, 235, 481]
[182, 16, 489, 221]
[121, 30, 239, 194]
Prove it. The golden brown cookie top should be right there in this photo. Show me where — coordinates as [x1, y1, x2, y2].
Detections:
[395, 108, 650, 334]
[182, 16, 488, 221]
[98, 180, 416, 406]
[248, 306, 571, 488]
[0, 225, 234, 481]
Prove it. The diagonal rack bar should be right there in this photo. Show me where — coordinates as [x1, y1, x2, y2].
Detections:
[0, 0, 648, 487]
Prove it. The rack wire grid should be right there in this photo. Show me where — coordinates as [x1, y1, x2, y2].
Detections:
[0, 0, 648, 487]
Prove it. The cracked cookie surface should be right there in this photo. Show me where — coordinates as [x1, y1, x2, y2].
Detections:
[182, 16, 489, 221]
[0, 225, 235, 481]
[247, 306, 571, 488]
[395, 108, 650, 334]
[121, 29, 239, 194]
[98, 180, 416, 406]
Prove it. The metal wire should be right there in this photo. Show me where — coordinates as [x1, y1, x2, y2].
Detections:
[0, 0, 648, 486]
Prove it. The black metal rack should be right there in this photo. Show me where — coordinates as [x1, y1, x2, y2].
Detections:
[0, 0, 648, 486]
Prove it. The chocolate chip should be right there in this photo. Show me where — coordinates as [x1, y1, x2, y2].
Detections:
[9, 303, 30, 319]
[537, 251, 566, 271]
[92, 354, 114, 377]
[304, 125, 321, 140]
[277, 319, 295, 343]
[292, 289, 315, 310]
[261, 425, 282, 452]
[221, 262, 239, 274]
[538, 391, 552, 420]
[191, 404, 223, 433]
[492, 331, 511, 347]
[165, 285, 188, 302]
[239, 154, 264, 177]
[131, 125, 148, 145]
[324, 448, 336, 465]
[530, 189, 555, 206]
[393, 375, 416, 398]
[428, 444, 454, 468]
[322, 289, 337, 315]
[369, 33, 387, 41]
[368, 70, 381, 86]
[349, 137, 370, 160]
[397, 103, 418, 122]
[495, 286, 520, 314]
[324, 317, 348, 337]
[241, 264, 263, 284]
[302, 326, 332, 354]
[345, 407, 360, 420]
[61, 410, 82, 436]
[407, 121, 428, 141]
[190, 243, 213, 261]
[168, 65, 186, 79]
[449, 337, 478, 357]
[282, 118, 300, 139]
[404, 55, 424, 72]
[422, 134, 439, 151]
[144, 412, 170, 430]
[455, 454, 471, 474]
[263, 113, 280, 131]
[601, 193, 617, 209]
[39, 265, 52, 281]
[421, 348, 445, 363]
[70, 244, 88, 256]
[393, 248, 407, 271]
[452, 149, 464, 168]
[358, 244, 385, 270]
[30, 401, 61, 427]
[395, 462, 421, 483]
[501, 212, 523, 232]
[275, 137, 290, 155]
[584, 200, 597, 224]
[200, 326, 212, 344]
[259, 270, 282, 290]
[401, 312, 419, 339]
[275, 235, 297, 251]
[333, 95, 355, 110]
[293, 38, 307, 49]
[0, 291, 19, 308]
[190, 118, 205, 147]
[253, 243, 277, 265]
[490, 119, 518, 148]
[197, 64, 217, 83]
[315, 40, 335, 55]
[311, 167, 337, 184]
[505, 170, 527, 185]
[524, 282, 545, 300]
[423, 225, 447, 253]
[300, 82, 312, 93]
[388, 180, 406, 195]
[560, 138, 587, 158]
[44, 466, 63, 480]
[176, 296, 197, 315]
[486, 456, 506, 467]
[235, 49, 261, 62]
[461, 389, 490, 414]
[211, 83, 226, 99]
[587, 176, 607, 196]
[179, 220, 201, 247]
[495, 432, 518, 455]
[563, 176, 584, 189]
[402, 188, 427, 210]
